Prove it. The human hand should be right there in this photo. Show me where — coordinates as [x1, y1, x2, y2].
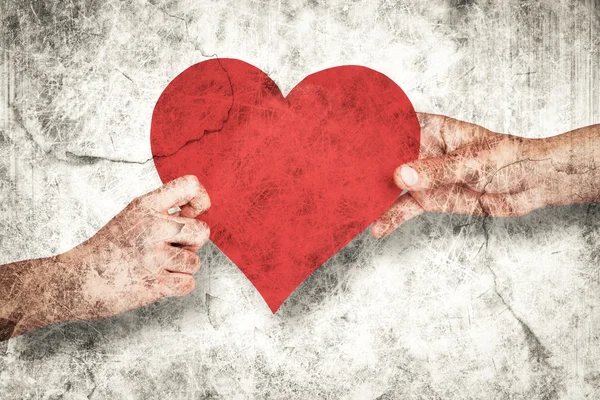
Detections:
[5, 175, 210, 337]
[372, 113, 600, 238]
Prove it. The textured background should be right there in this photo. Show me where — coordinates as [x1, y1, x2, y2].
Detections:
[1, 0, 600, 398]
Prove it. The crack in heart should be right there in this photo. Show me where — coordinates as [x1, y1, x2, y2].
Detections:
[151, 58, 420, 312]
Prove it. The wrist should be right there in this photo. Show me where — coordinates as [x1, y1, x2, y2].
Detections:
[541, 126, 600, 206]
[12, 254, 89, 336]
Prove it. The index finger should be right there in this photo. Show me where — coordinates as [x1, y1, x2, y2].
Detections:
[141, 175, 211, 214]
[417, 113, 494, 153]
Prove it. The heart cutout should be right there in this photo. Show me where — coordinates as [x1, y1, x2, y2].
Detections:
[151, 59, 419, 312]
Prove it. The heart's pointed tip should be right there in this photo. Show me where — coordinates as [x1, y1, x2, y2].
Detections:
[265, 296, 286, 314]
[268, 303, 281, 314]
[253, 280, 298, 314]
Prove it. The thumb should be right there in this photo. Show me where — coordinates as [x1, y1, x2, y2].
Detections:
[394, 153, 468, 191]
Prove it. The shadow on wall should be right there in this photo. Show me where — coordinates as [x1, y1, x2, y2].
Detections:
[8, 201, 599, 359]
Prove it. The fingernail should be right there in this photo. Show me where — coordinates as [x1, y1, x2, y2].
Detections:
[399, 165, 418, 187]
[168, 206, 181, 215]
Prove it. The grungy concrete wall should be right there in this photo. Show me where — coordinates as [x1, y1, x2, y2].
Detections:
[1, 0, 599, 398]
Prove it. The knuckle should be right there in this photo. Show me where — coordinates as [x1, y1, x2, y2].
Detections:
[193, 189, 211, 208]
[175, 249, 198, 265]
[178, 277, 196, 294]
[190, 257, 201, 273]
[186, 252, 201, 266]
[461, 160, 484, 186]
[187, 218, 205, 228]
[134, 194, 153, 210]
[427, 157, 446, 179]
[182, 175, 201, 190]
[129, 195, 145, 209]
[429, 156, 456, 186]
[188, 219, 210, 236]
[197, 220, 210, 232]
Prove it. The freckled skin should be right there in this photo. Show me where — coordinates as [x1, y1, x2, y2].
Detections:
[372, 113, 600, 237]
[0, 175, 210, 340]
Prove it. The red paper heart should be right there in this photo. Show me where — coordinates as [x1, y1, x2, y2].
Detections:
[151, 59, 419, 312]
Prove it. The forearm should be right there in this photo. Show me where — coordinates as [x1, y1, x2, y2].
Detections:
[539, 124, 600, 206]
[0, 175, 210, 340]
[0, 256, 77, 339]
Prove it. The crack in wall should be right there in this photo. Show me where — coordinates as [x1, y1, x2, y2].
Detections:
[4, 57, 567, 376]
[475, 158, 557, 370]
[57, 351, 98, 400]
[8, 54, 235, 167]
[485, 259, 554, 367]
